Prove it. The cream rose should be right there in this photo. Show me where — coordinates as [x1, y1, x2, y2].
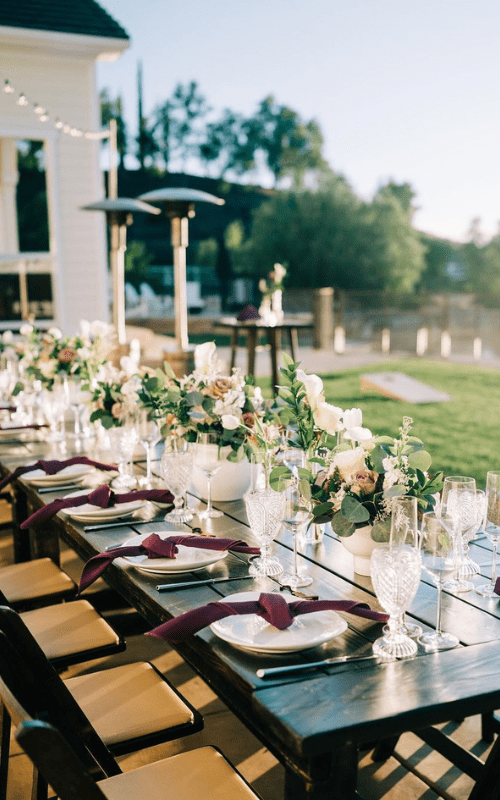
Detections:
[296, 369, 324, 410]
[333, 446, 368, 481]
[313, 401, 343, 434]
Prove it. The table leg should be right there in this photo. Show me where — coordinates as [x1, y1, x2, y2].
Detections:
[247, 328, 258, 376]
[12, 486, 30, 563]
[230, 329, 238, 372]
[284, 745, 358, 800]
[288, 327, 299, 362]
[268, 328, 281, 391]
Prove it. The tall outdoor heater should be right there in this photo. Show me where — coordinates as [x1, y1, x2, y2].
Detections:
[81, 197, 161, 349]
[138, 188, 225, 375]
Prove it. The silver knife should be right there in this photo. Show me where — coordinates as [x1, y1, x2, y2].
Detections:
[38, 483, 81, 494]
[83, 516, 164, 532]
[256, 654, 393, 679]
[156, 575, 252, 591]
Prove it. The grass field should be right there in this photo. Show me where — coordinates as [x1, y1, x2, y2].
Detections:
[259, 359, 500, 486]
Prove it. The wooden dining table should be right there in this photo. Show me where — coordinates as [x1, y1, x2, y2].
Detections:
[4, 432, 500, 800]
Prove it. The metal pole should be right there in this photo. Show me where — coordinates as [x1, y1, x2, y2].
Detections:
[171, 216, 189, 351]
[110, 219, 127, 345]
[108, 120, 118, 200]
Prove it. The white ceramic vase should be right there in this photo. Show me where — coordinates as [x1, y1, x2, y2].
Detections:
[190, 444, 252, 502]
[340, 525, 378, 576]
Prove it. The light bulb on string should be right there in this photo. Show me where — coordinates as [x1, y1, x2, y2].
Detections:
[54, 118, 63, 129]
[3, 80, 15, 94]
[33, 103, 44, 115]
[16, 93, 28, 107]
[39, 112, 49, 122]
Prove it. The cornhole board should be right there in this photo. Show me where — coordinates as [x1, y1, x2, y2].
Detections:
[360, 372, 451, 404]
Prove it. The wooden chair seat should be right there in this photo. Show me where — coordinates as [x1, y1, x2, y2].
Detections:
[96, 746, 259, 800]
[19, 598, 124, 668]
[0, 557, 76, 610]
[64, 661, 202, 754]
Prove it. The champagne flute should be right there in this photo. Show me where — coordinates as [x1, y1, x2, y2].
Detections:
[194, 432, 223, 519]
[441, 476, 477, 593]
[419, 511, 459, 650]
[278, 477, 313, 589]
[137, 410, 161, 488]
[476, 472, 500, 598]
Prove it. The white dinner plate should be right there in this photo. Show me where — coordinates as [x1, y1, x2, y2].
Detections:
[119, 532, 228, 573]
[26, 464, 93, 486]
[210, 591, 348, 654]
[58, 489, 145, 520]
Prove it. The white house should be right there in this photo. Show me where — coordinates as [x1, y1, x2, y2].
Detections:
[0, 0, 129, 332]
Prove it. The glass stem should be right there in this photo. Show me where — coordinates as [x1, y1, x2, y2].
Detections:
[206, 473, 213, 514]
[490, 542, 498, 588]
[293, 531, 299, 577]
[435, 583, 443, 636]
[145, 444, 153, 483]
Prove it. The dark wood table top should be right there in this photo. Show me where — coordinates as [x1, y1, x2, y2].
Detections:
[215, 314, 313, 331]
[4, 434, 500, 800]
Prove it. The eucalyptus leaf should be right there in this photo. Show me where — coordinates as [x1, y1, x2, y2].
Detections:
[371, 518, 391, 542]
[408, 449, 432, 472]
[384, 484, 407, 499]
[341, 495, 371, 523]
[331, 511, 356, 537]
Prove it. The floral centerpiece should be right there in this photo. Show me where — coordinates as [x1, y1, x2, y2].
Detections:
[137, 341, 266, 461]
[15, 320, 115, 391]
[89, 361, 141, 428]
[272, 355, 443, 542]
[258, 263, 286, 322]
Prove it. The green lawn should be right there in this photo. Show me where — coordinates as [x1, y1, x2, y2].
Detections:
[259, 359, 500, 486]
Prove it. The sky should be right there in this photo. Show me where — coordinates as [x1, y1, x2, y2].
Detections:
[95, 0, 500, 244]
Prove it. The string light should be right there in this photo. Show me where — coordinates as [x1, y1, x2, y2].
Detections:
[1, 74, 110, 140]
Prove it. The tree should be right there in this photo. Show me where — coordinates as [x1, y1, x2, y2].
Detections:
[237, 177, 426, 294]
[152, 81, 210, 171]
[100, 89, 128, 169]
[199, 110, 256, 179]
[136, 62, 158, 170]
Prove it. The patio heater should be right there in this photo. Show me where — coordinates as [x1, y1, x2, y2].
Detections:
[138, 188, 225, 375]
[81, 197, 161, 348]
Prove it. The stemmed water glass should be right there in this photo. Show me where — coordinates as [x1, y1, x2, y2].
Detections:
[278, 477, 313, 589]
[460, 489, 485, 578]
[193, 432, 223, 519]
[160, 442, 194, 524]
[245, 486, 285, 577]
[476, 472, 500, 598]
[419, 511, 459, 650]
[110, 420, 138, 490]
[441, 476, 477, 593]
[137, 410, 161, 488]
[371, 499, 422, 658]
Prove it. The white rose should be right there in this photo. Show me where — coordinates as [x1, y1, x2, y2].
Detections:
[20, 324, 33, 336]
[221, 414, 241, 430]
[90, 320, 114, 340]
[342, 407, 372, 441]
[120, 356, 138, 376]
[296, 369, 324, 410]
[273, 263, 286, 281]
[313, 401, 343, 434]
[48, 327, 62, 340]
[2, 330, 13, 344]
[333, 446, 367, 481]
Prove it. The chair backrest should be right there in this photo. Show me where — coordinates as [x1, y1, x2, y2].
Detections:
[0, 668, 107, 800]
[0, 607, 120, 780]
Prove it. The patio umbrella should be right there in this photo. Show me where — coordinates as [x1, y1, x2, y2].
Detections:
[81, 198, 161, 345]
[137, 188, 225, 355]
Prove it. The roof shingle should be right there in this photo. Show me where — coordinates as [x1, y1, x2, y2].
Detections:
[0, 0, 129, 40]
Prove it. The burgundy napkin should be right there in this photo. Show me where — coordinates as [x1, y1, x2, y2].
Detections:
[20, 485, 174, 529]
[147, 591, 389, 643]
[0, 456, 117, 492]
[494, 578, 500, 595]
[237, 305, 260, 321]
[78, 532, 260, 593]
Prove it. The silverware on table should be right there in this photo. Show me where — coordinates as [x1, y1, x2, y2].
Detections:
[156, 575, 252, 591]
[37, 483, 82, 494]
[83, 516, 165, 532]
[256, 654, 394, 679]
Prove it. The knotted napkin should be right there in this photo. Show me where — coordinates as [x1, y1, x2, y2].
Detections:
[0, 456, 117, 492]
[20, 485, 174, 529]
[494, 578, 500, 595]
[78, 532, 260, 593]
[147, 591, 389, 643]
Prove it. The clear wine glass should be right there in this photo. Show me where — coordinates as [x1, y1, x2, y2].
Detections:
[160, 444, 194, 524]
[42, 384, 67, 442]
[388, 495, 422, 639]
[460, 489, 485, 578]
[110, 421, 138, 490]
[245, 487, 285, 577]
[418, 511, 459, 651]
[441, 476, 477, 593]
[371, 541, 422, 659]
[278, 477, 313, 589]
[137, 410, 161, 488]
[476, 472, 500, 598]
[194, 432, 223, 519]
